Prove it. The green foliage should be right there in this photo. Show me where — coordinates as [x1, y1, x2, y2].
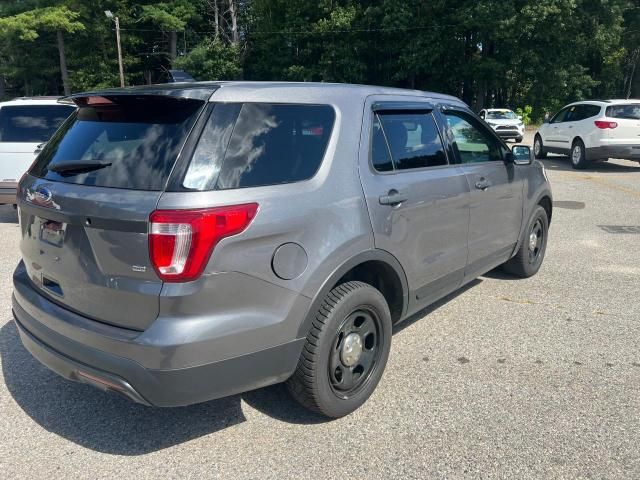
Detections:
[515, 106, 533, 126]
[174, 39, 242, 80]
[140, 1, 197, 32]
[0, 0, 638, 113]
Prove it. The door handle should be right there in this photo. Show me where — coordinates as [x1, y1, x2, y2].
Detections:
[475, 178, 491, 190]
[379, 190, 407, 206]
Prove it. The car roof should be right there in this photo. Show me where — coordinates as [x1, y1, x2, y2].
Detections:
[565, 99, 640, 108]
[485, 108, 514, 112]
[68, 81, 466, 106]
[0, 97, 72, 107]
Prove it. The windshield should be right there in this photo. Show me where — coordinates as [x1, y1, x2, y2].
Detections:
[606, 104, 640, 120]
[486, 110, 518, 120]
[0, 104, 75, 143]
[30, 96, 204, 191]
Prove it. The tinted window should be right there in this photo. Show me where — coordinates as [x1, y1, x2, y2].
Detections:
[606, 104, 640, 120]
[0, 105, 75, 143]
[371, 115, 393, 172]
[31, 96, 204, 191]
[444, 111, 502, 163]
[551, 107, 570, 123]
[566, 104, 601, 122]
[183, 103, 335, 190]
[377, 112, 447, 170]
[580, 104, 602, 120]
[183, 104, 241, 190]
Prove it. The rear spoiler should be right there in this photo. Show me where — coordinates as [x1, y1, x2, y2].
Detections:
[60, 83, 222, 106]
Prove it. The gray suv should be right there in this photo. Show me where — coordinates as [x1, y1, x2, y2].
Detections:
[12, 82, 552, 418]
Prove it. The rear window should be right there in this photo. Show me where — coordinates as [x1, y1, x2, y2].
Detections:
[182, 103, 335, 191]
[0, 104, 75, 143]
[606, 104, 640, 120]
[30, 96, 204, 191]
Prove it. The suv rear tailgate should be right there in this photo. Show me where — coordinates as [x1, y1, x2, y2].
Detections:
[18, 178, 163, 330]
[16, 92, 208, 331]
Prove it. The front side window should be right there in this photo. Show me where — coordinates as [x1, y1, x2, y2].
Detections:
[0, 104, 75, 143]
[444, 111, 503, 163]
[371, 111, 447, 171]
[183, 103, 335, 190]
[551, 107, 570, 123]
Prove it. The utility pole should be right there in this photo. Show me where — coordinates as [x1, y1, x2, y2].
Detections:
[105, 11, 125, 87]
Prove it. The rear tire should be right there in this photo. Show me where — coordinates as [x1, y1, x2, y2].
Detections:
[570, 139, 588, 169]
[533, 135, 546, 159]
[287, 281, 392, 418]
[502, 205, 549, 278]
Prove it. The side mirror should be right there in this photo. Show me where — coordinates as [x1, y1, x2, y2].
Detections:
[510, 145, 533, 165]
[517, 115, 523, 121]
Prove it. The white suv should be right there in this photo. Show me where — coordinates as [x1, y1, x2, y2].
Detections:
[0, 98, 75, 204]
[534, 100, 640, 169]
[479, 108, 525, 143]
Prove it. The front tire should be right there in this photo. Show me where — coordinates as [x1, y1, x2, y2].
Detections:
[287, 281, 392, 418]
[534, 135, 546, 159]
[502, 205, 549, 278]
[570, 139, 588, 169]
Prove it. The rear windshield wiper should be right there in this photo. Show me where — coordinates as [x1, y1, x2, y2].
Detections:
[48, 160, 112, 175]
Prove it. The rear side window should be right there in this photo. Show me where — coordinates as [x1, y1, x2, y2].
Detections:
[30, 96, 204, 191]
[183, 103, 335, 191]
[606, 104, 640, 120]
[580, 105, 602, 120]
[371, 111, 447, 171]
[0, 105, 75, 143]
[569, 104, 601, 121]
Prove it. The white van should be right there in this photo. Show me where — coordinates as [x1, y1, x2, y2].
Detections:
[0, 98, 76, 204]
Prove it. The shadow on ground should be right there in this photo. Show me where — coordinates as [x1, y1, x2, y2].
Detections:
[1, 276, 487, 454]
[541, 155, 640, 173]
[0, 319, 330, 455]
[0, 205, 18, 224]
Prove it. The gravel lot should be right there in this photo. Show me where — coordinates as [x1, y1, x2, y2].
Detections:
[1, 131, 639, 479]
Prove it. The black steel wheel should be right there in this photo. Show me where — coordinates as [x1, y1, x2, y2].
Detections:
[287, 281, 392, 418]
[329, 307, 383, 398]
[502, 205, 549, 278]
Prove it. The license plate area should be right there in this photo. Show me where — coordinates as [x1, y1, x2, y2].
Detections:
[39, 218, 67, 247]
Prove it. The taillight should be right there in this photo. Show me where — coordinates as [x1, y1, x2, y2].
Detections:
[594, 120, 618, 129]
[149, 203, 258, 282]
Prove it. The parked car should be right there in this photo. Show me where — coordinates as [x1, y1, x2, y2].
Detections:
[12, 82, 552, 418]
[0, 98, 76, 204]
[534, 100, 640, 169]
[478, 108, 525, 143]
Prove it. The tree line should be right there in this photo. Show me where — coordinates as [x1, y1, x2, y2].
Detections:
[1, 0, 638, 121]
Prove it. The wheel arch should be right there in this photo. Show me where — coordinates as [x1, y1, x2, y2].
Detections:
[296, 249, 409, 337]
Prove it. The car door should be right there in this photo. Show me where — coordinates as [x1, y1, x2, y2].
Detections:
[544, 106, 571, 149]
[359, 99, 470, 311]
[440, 108, 524, 281]
[555, 104, 587, 151]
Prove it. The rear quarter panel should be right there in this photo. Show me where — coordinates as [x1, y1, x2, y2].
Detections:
[156, 87, 375, 303]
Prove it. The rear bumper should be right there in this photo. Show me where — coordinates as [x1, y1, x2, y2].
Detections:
[588, 144, 640, 161]
[12, 263, 307, 407]
[0, 181, 17, 204]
